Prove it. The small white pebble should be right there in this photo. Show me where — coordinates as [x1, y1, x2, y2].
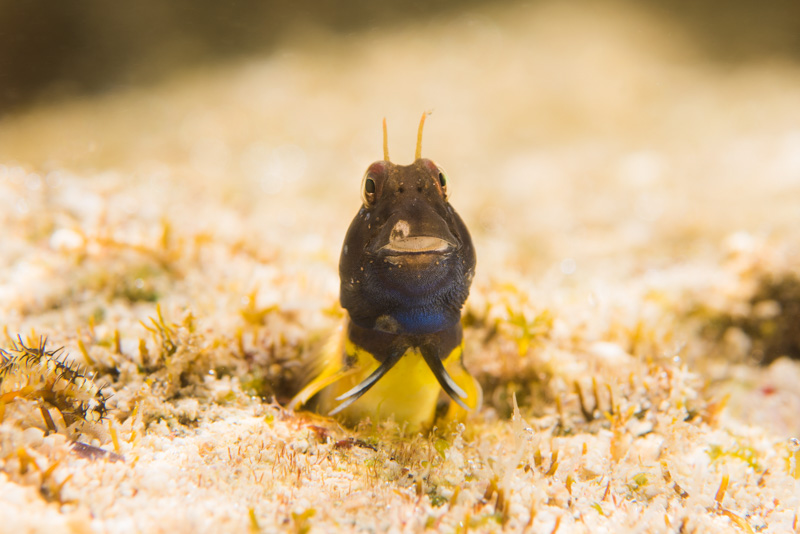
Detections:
[23, 426, 45, 448]
[753, 299, 781, 319]
[50, 228, 85, 251]
[589, 341, 630, 363]
[723, 231, 756, 255]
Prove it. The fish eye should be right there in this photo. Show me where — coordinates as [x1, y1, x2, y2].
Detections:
[437, 168, 449, 199]
[361, 172, 377, 205]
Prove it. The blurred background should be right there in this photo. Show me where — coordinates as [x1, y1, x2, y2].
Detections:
[1, 0, 800, 438]
[1, 0, 800, 113]
[3, 3, 800, 524]
[1, 0, 799, 290]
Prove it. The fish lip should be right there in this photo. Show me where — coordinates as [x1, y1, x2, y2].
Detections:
[378, 235, 456, 255]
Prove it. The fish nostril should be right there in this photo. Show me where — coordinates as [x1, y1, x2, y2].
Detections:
[389, 220, 411, 242]
[417, 185, 423, 193]
[398, 186, 404, 194]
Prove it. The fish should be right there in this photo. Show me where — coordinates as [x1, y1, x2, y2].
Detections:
[289, 114, 480, 430]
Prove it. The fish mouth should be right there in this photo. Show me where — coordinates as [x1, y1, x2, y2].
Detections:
[379, 236, 455, 255]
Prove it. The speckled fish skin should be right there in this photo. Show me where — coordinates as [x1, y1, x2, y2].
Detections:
[289, 122, 481, 428]
[329, 153, 479, 422]
[339, 158, 475, 337]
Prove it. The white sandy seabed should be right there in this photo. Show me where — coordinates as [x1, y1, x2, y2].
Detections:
[2, 2, 800, 532]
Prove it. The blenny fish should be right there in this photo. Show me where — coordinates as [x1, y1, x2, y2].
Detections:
[289, 114, 480, 430]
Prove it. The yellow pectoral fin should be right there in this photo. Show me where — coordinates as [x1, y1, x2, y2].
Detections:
[288, 324, 351, 411]
[288, 366, 356, 411]
[330, 346, 442, 430]
[443, 348, 482, 422]
[289, 326, 481, 430]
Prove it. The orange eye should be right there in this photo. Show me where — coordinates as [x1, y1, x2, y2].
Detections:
[437, 167, 449, 200]
[361, 172, 377, 205]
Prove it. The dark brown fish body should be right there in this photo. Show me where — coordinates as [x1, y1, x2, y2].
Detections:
[340, 158, 475, 336]
[289, 117, 480, 427]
